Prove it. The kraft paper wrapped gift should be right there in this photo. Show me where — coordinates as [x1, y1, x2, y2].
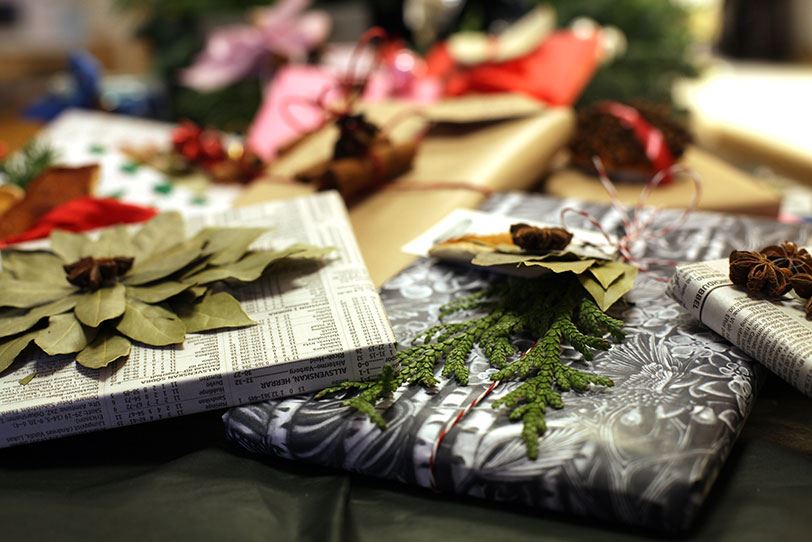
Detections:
[543, 146, 781, 217]
[237, 95, 574, 286]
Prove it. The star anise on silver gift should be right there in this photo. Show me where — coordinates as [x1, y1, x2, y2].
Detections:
[760, 241, 812, 275]
[64, 256, 134, 290]
[729, 250, 792, 298]
[510, 224, 574, 253]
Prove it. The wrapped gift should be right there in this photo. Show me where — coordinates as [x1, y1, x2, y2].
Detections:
[224, 192, 812, 532]
[543, 146, 781, 217]
[238, 95, 574, 285]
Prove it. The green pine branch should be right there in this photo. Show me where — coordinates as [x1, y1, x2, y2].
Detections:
[316, 274, 624, 459]
[0, 141, 58, 189]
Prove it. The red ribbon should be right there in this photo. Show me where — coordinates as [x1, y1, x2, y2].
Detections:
[0, 197, 157, 247]
[597, 101, 677, 184]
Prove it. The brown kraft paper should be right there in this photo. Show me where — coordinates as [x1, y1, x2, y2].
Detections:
[237, 94, 575, 285]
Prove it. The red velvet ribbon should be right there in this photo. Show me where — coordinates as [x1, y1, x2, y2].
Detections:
[0, 197, 158, 247]
[597, 101, 676, 184]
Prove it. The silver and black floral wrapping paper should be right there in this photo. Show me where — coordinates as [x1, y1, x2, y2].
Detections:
[223, 193, 812, 531]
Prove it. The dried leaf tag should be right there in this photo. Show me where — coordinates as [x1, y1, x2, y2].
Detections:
[589, 261, 629, 290]
[579, 263, 638, 312]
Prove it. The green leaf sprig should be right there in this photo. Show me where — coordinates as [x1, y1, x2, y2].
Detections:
[317, 273, 625, 460]
[0, 141, 58, 189]
[0, 213, 331, 374]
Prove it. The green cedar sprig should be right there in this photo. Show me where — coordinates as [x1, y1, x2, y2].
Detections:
[316, 273, 625, 459]
[0, 141, 58, 189]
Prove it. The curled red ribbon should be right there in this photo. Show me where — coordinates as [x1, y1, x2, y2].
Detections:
[597, 101, 677, 184]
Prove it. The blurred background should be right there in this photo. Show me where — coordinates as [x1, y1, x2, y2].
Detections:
[1, 0, 811, 216]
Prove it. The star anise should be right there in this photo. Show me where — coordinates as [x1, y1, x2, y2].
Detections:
[760, 241, 812, 275]
[510, 224, 573, 253]
[64, 256, 134, 290]
[333, 113, 381, 160]
[729, 250, 792, 298]
[791, 273, 812, 299]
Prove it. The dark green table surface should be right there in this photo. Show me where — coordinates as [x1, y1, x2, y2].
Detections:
[1, 374, 809, 542]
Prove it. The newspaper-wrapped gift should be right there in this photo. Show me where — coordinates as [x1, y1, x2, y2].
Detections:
[0, 192, 396, 448]
[670, 257, 812, 397]
[543, 146, 781, 218]
[224, 192, 812, 532]
[238, 95, 574, 285]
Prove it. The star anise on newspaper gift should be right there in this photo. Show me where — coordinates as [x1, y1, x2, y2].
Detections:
[729, 250, 792, 298]
[64, 256, 134, 290]
[761, 241, 812, 274]
[0, 213, 329, 376]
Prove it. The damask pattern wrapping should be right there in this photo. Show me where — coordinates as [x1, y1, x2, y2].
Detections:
[224, 193, 812, 531]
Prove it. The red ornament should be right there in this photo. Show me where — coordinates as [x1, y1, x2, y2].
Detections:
[171, 121, 225, 166]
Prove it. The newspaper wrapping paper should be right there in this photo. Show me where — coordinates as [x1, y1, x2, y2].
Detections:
[224, 192, 812, 531]
[0, 192, 396, 448]
[669, 258, 812, 396]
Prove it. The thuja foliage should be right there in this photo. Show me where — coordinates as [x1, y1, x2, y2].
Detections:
[0, 141, 57, 188]
[317, 273, 624, 459]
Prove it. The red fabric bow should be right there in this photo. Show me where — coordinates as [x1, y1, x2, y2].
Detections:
[425, 30, 600, 106]
[0, 197, 158, 247]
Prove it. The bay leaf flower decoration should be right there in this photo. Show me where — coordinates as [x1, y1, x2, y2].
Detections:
[0, 213, 330, 375]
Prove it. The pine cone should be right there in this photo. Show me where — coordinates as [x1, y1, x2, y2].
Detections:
[570, 102, 691, 177]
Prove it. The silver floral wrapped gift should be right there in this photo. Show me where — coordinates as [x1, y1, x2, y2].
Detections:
[224, 193, 812, 532]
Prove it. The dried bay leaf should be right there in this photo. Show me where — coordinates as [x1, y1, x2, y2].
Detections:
[116, 299, 186, 346]
[589, 261, 632, 290]
[76, 330, 132, 369]
[0, 296, 79, 338]
[126, 281, 191, 304]
[50, 230, 89, 263]
[579, 264, 638, 312]
[84, 225, 137, 258]
[173, 285, 208, 304]
[522, 259, 596, 274]
[284, 244, 335, 261]
[124, 240, 205, 286]
[0, 330, 39, 373]
[1, 251, 68, 284]
[0, 278, 75, 308]
[75, 283, 126, 327]
[175, 292, 255, 333]
[132, 212, 184, 259]
[200, 227, 268, 266]
[187, 249, 299, 285]
[178, 258, 210, 280]
[35, 312, 96, 355]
